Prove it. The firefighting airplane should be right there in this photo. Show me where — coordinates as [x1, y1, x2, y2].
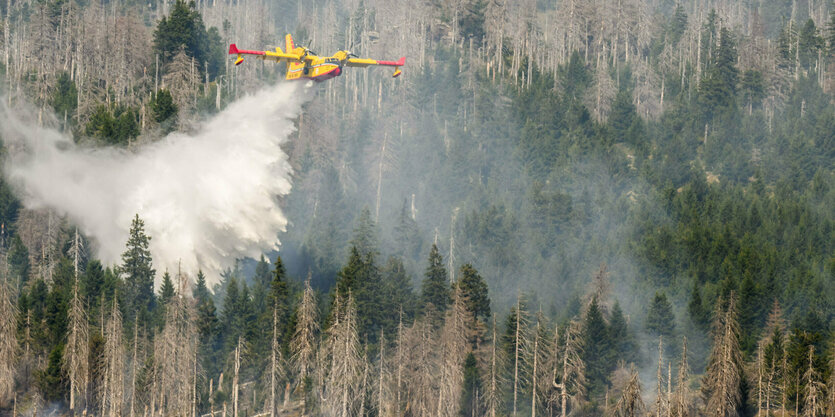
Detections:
[229, 34, 405, 82]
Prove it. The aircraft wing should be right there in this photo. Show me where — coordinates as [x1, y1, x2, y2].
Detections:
[346, 57, 406, 68]
[346, 56, 405, 77]
[229, 44, 301, 65]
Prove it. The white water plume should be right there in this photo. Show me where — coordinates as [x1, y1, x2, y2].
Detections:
[1, 83, 307, 284]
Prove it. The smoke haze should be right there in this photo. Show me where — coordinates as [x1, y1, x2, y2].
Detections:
[1, 83, 306, 283]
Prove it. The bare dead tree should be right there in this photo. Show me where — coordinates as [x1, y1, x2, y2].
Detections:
[64, 280, 90, 413]
[99, 299, 125, 417]
[802, 346, 825, 417]
[702, 295, 743, 417]
[291, 273, 319, 414]
[0, 273, 17, 406]
[655, 337, 668, 417]
[484, 317, 504, 417]
[324, 293, 363, 417]
[269, 305, 282, 417]
[671, 337, 692, 417]
[556, 318, 586, 417]
[152, 283, 197, 416]
[437, 287, 470, 417]
[612, 365, 644, 417]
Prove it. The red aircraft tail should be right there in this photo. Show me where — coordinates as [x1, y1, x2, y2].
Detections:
[229, 44, 240, 55]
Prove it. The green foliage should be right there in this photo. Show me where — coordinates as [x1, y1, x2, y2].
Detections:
[669, 4, 688, 46]
[459, 352, 482, 416]
[456, 263, 490, 321]
[51, 72, 77, 125]
[151, 89, 178, 131]
[646, 291, 676, 337]
[798, 19, 823, 69]
[8, 234, 30, 289]
[421, 244, 450, 315]
[85, 105, 140, 145]
[582, 297, 612, 397]
[153, 0, 223, 78]
[159, 270, 175, 305]
[698, 27, 738, 121]
[121, 214, 156, 326]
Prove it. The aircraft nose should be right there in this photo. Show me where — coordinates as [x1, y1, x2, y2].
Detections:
[333, 67, 342, 76]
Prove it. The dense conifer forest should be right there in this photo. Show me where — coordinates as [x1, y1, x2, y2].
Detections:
[0, 0, 833, 415]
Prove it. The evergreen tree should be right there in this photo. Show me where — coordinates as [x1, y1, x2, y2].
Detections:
[421, 243, 450, 315]
[381, 256, 415, 324]
[159, 270, 175, 305]
[798, 19, 823, 69]
[669, 4, 688, 46]
[350, 207, 379, 257]
[646, 291, 676, 338]
[393, 198, 421, 259]
[688, 282, 709, 330]
[51, 72, 77, 125]
[121, 214, 156, 326]
[153, 0, 221, 77]
[81, 260, 105, 323]
[583, 296, 612, 397]
[699, 27, 739, 120]
[609, 301, 638, 363]
[8, 234, 30, 289]
[459, 352, 482, 417]
[151, 89, 178, 131]
[193, 269, 221, 376]
[456, 263, 490, 322]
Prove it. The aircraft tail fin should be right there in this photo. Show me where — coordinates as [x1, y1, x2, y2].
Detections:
[285, 34, 295, 52]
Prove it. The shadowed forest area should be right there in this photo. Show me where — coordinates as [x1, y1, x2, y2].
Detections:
[0, 0, 833, 415]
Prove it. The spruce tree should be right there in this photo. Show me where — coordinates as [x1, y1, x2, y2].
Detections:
[421, 244, 450, 315]
[457, 263, 491, 322]
[460, 352, 482, 417]
[583, 297, 612, 397]
[647, 292, 676, 338]
[159, 270, 175, 305]
[121, 214, 156, 326]
[609, 301, 637, 363]
[382, 256, 415, 324]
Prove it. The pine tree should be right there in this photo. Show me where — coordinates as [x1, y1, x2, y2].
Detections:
[457, 263, 491, 322]
[121, 214, 156, 326]
[268, 255, 290, 336]
[351, 207, 379, 258]
[609, 302, 637, 363]
[583, 296, 612, 396]
[421, 243, 450, 317]
[460, 352, 481, 417]
[393, 198, 420, 259]
[151, 89, 178, 129]
[646, 291, 676, 338]
[159, 270, 175, 305]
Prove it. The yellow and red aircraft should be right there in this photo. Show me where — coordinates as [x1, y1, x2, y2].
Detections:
[229, 34, 405, 82]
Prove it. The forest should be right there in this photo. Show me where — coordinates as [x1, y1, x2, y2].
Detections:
[0, 0, 834, 415]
